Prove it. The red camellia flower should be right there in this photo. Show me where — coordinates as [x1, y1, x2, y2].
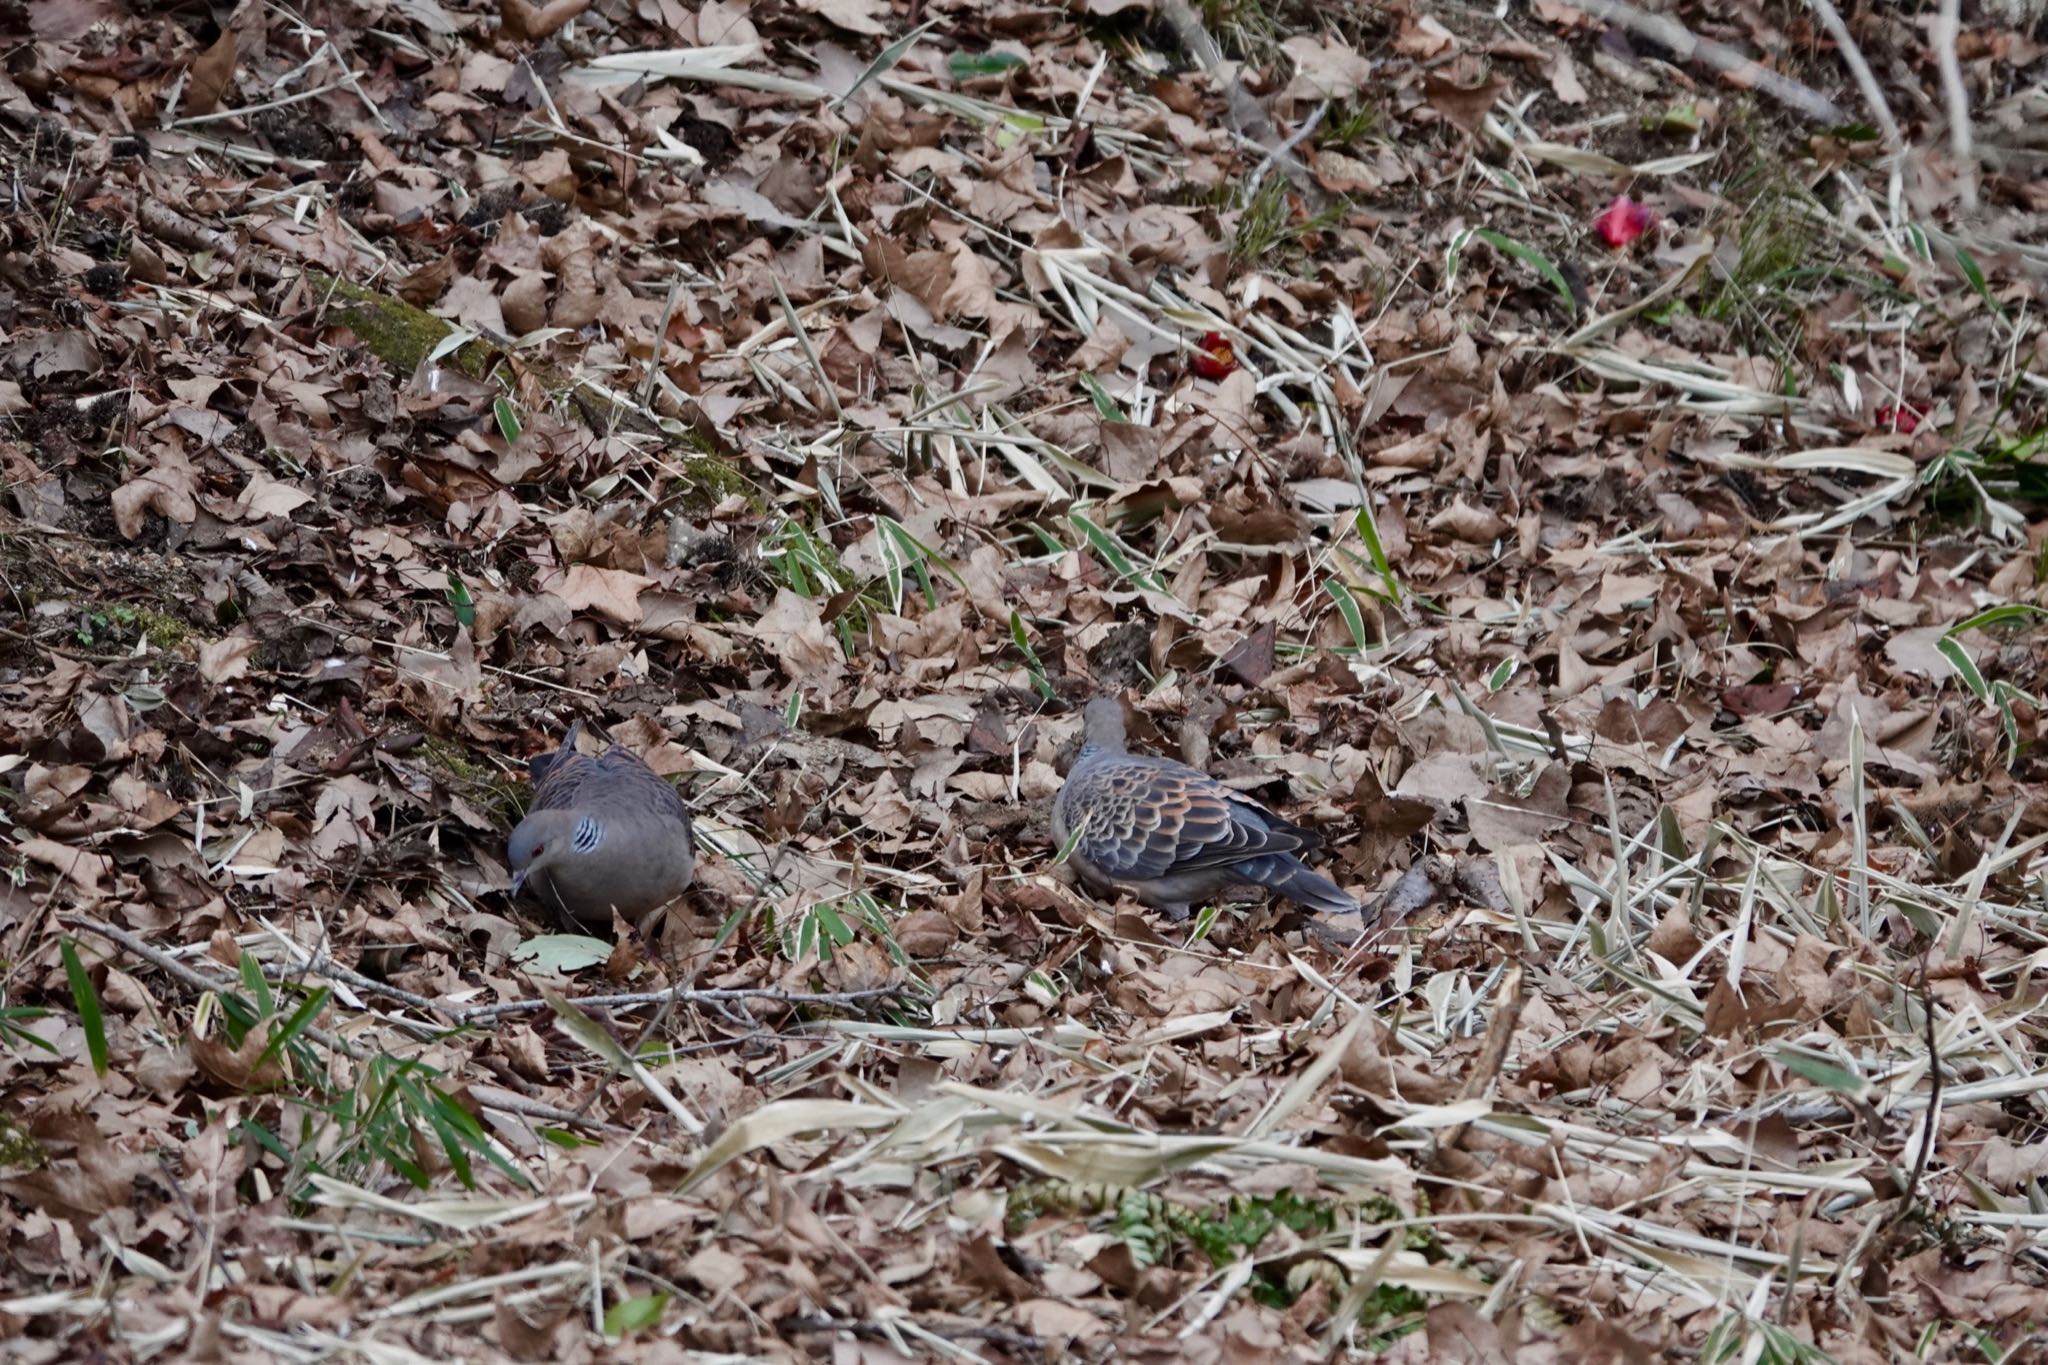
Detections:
[1875, 402, 1928, 434]
[1190, 330, 1238, 380]
[1594, 195, 1656, 248]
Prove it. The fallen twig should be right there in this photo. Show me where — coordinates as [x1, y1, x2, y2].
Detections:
[1243, 100, 1330, 201]
[451, 983, 911, 1024]
[779, 1312, 1044, 1356]
[61, 912, 369, 1059]
[1802, 0, 1904, 152]
[468, 1084, 629, 1134]
[1932, 0, 1976, 211]
[1560, 0, 1847, 127]
[0, 622, 158, 666]
[57, 915, 619, 1131]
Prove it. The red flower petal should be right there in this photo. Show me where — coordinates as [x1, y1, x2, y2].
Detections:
[1594, 195, 1656, 249]
[1190, 331, 1238, 380]
[1875, 402, 1927, 434]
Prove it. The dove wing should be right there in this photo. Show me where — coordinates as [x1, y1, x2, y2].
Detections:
[1065, 757, 1312, 881]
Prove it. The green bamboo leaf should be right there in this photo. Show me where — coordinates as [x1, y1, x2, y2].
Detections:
[1946, 603, 2047, 635]
[60, 940, 108, 1077]
[254, 987, 331, 1073]
[1773, 1048, 1869, 1099]
[493, 395, 523, 444]
[1079, 372, 1125, 421]
[1050, 809, 1089, 868]
[238, 951, 274, 1017]
[1935, 634, 1988, 701]
[1351, 505, 1401, 601]
[1473, 228, 1577, 313]
[604, 1293, 669, 1337]
[835, 20, 939, 108]
[948, 50, 1025, 81]
[445, 571, 477, 628]
[1324, 579, 1368, 650]
[1951, 244, 2005, 320]
[1008, 611, 1055, 699]
[1070, 512, 1165, 593]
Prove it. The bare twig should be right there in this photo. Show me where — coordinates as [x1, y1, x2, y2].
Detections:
[1897, 964, 1943, 1209]
[296, 954, 451, 1018]
[450, 983, 909, 1024]
[468, 1085, 629, 1134]
[1559, 0, 1846, 127]
[237, 936, 908, 1029]
[1801, 0, 1903, 152]
[1242, 100, 1330, 201]
[0, 623, 156, 665]
[60, 913, 366, 1060]
[59, 915, 624, 1132]
[1932, 0, 1976, 211]
[779, 1313, 1044, 1355]
[640, 274, 687, 410]
[1438, 962, 1526, 1155]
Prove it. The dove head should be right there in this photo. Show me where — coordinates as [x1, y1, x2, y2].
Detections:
[507, 808, 608, 897]
[1077, 697, 1129, 758]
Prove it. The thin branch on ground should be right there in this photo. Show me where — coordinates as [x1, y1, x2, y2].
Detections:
[1932, 0, 1976, 211]
[450, 983, 912, 1024]
[61, 912, 369, 1059]
[1802, 0, 1904, 153]
[1562, 0, 1847, 126]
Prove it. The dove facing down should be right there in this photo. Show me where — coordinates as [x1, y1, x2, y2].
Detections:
[1051, 697, 1362, 921]
[506, 720, 696, 931]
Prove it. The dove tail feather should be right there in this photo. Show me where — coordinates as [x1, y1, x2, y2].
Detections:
[1238, 854, 1361, 916]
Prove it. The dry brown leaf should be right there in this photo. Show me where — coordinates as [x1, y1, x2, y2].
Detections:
[198, 630, 261, 684]
[18, 836, 112, 896]
[498, 0, 593, 40]
[1423, 70, 1510, 134]
[549, 564, 652, 625]
[182, 27, 237, 118]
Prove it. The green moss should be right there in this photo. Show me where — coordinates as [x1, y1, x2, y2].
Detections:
[0, 1114, 42, 1169]
[418, 737, 526, 822]
[76, 603, 195, 651]
[673, 450, 756, 508]
[303, 269, 496, 382]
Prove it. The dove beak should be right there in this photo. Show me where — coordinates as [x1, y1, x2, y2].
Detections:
[510, 869, 528, 898]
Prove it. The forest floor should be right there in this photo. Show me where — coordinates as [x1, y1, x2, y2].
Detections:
[3, 0, 2048, 1360]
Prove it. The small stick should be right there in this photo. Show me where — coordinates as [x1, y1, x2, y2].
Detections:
[1932, 0, 1976, 211]
[58, 916, 628, 1132]
[1242, 100, 1330, 201]
[1561, 0, 1847, 127]
[74, 915, 902, 1025]
[60, 913, 366, 1061]
[453, 983, 907, 1024]
[1438, 962, 1527, 1155]
[1802, 0, 1904, 152]
[0, 624, 156, 666]
[468, 1085, 628, 1134]
[640, 274, 686, 410]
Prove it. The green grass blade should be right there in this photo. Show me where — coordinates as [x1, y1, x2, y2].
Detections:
[1473, 228, 1577, 313]
[254, 987, 332, 1073]
[1324, 579, 1369, 651]
[1351, 506, 1402, 601]
[1008, 611, 1055, 699]
[60, 940, 109, 1077]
